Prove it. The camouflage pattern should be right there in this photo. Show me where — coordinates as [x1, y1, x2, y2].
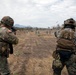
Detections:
[56, 28, 76, 52]
[52, 54, 76, 75]
[0, 27, 18, 45]
[52, 59, 63, 70]
[0, 26, 18, 75]
[55, 28, 76, 51]
[67, 54, 76, 74]
[58, 28, 75, 39]
[1, 16, 14, 27]
[52, 18, 76, 75]
[52, 51, 60, 59]
[64, 18, 75, 25]
[0, 56, 10, 75]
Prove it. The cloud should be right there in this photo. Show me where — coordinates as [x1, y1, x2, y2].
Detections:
[50, 0, 76, 18]
[0, 0, 76, 28]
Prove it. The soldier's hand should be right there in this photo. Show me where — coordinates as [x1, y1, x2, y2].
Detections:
[52, 50, 60, 59]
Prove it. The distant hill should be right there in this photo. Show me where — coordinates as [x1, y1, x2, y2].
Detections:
[14, 24, 27, 28]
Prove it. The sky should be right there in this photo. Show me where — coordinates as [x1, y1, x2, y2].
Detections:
[0, 0, 76, 28]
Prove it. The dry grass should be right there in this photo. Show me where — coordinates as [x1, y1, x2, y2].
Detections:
[7, 30, 68, 75]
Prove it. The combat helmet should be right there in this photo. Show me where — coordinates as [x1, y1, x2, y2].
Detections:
[64, 18, 75, 25]
[63, 18, 76, 29]
[1, 16, 14, 27]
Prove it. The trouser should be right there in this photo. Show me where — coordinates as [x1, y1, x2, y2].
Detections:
[52, 50, 76, 75]
[0, 56, 10, 75]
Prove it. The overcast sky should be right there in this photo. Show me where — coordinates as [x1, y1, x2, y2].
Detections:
[0, 0, 76, 28]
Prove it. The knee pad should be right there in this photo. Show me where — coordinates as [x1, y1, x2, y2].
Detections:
[52, 59, 63, 69]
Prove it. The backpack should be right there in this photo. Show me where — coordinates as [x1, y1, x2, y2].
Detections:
[57, 28, 75, 50]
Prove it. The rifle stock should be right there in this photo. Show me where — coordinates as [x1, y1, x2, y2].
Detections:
[9, 44, 13, 54]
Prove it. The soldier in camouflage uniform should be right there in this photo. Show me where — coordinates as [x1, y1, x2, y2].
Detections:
[0, 16, 18, 75]
[52, 18, 76, 75]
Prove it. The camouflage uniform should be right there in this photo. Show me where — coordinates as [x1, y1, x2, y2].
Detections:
[52, 18, 76, 75]
[0, 16, 18, 75]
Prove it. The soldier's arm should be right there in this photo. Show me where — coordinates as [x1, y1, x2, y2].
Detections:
[54, 30, 61, 38]
[1, 31, 18, 45]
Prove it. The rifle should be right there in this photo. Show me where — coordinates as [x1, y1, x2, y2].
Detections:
[9, 44, 13, 54]
[9, 27, 16, 54]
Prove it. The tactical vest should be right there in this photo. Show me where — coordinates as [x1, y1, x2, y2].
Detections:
[57, 28, 75, 51]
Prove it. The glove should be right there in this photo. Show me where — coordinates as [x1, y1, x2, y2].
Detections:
[52, 50, 60, 59]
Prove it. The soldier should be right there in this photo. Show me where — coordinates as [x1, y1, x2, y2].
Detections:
[0, 16, 18, 75]
[52, 18, 76, 75]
